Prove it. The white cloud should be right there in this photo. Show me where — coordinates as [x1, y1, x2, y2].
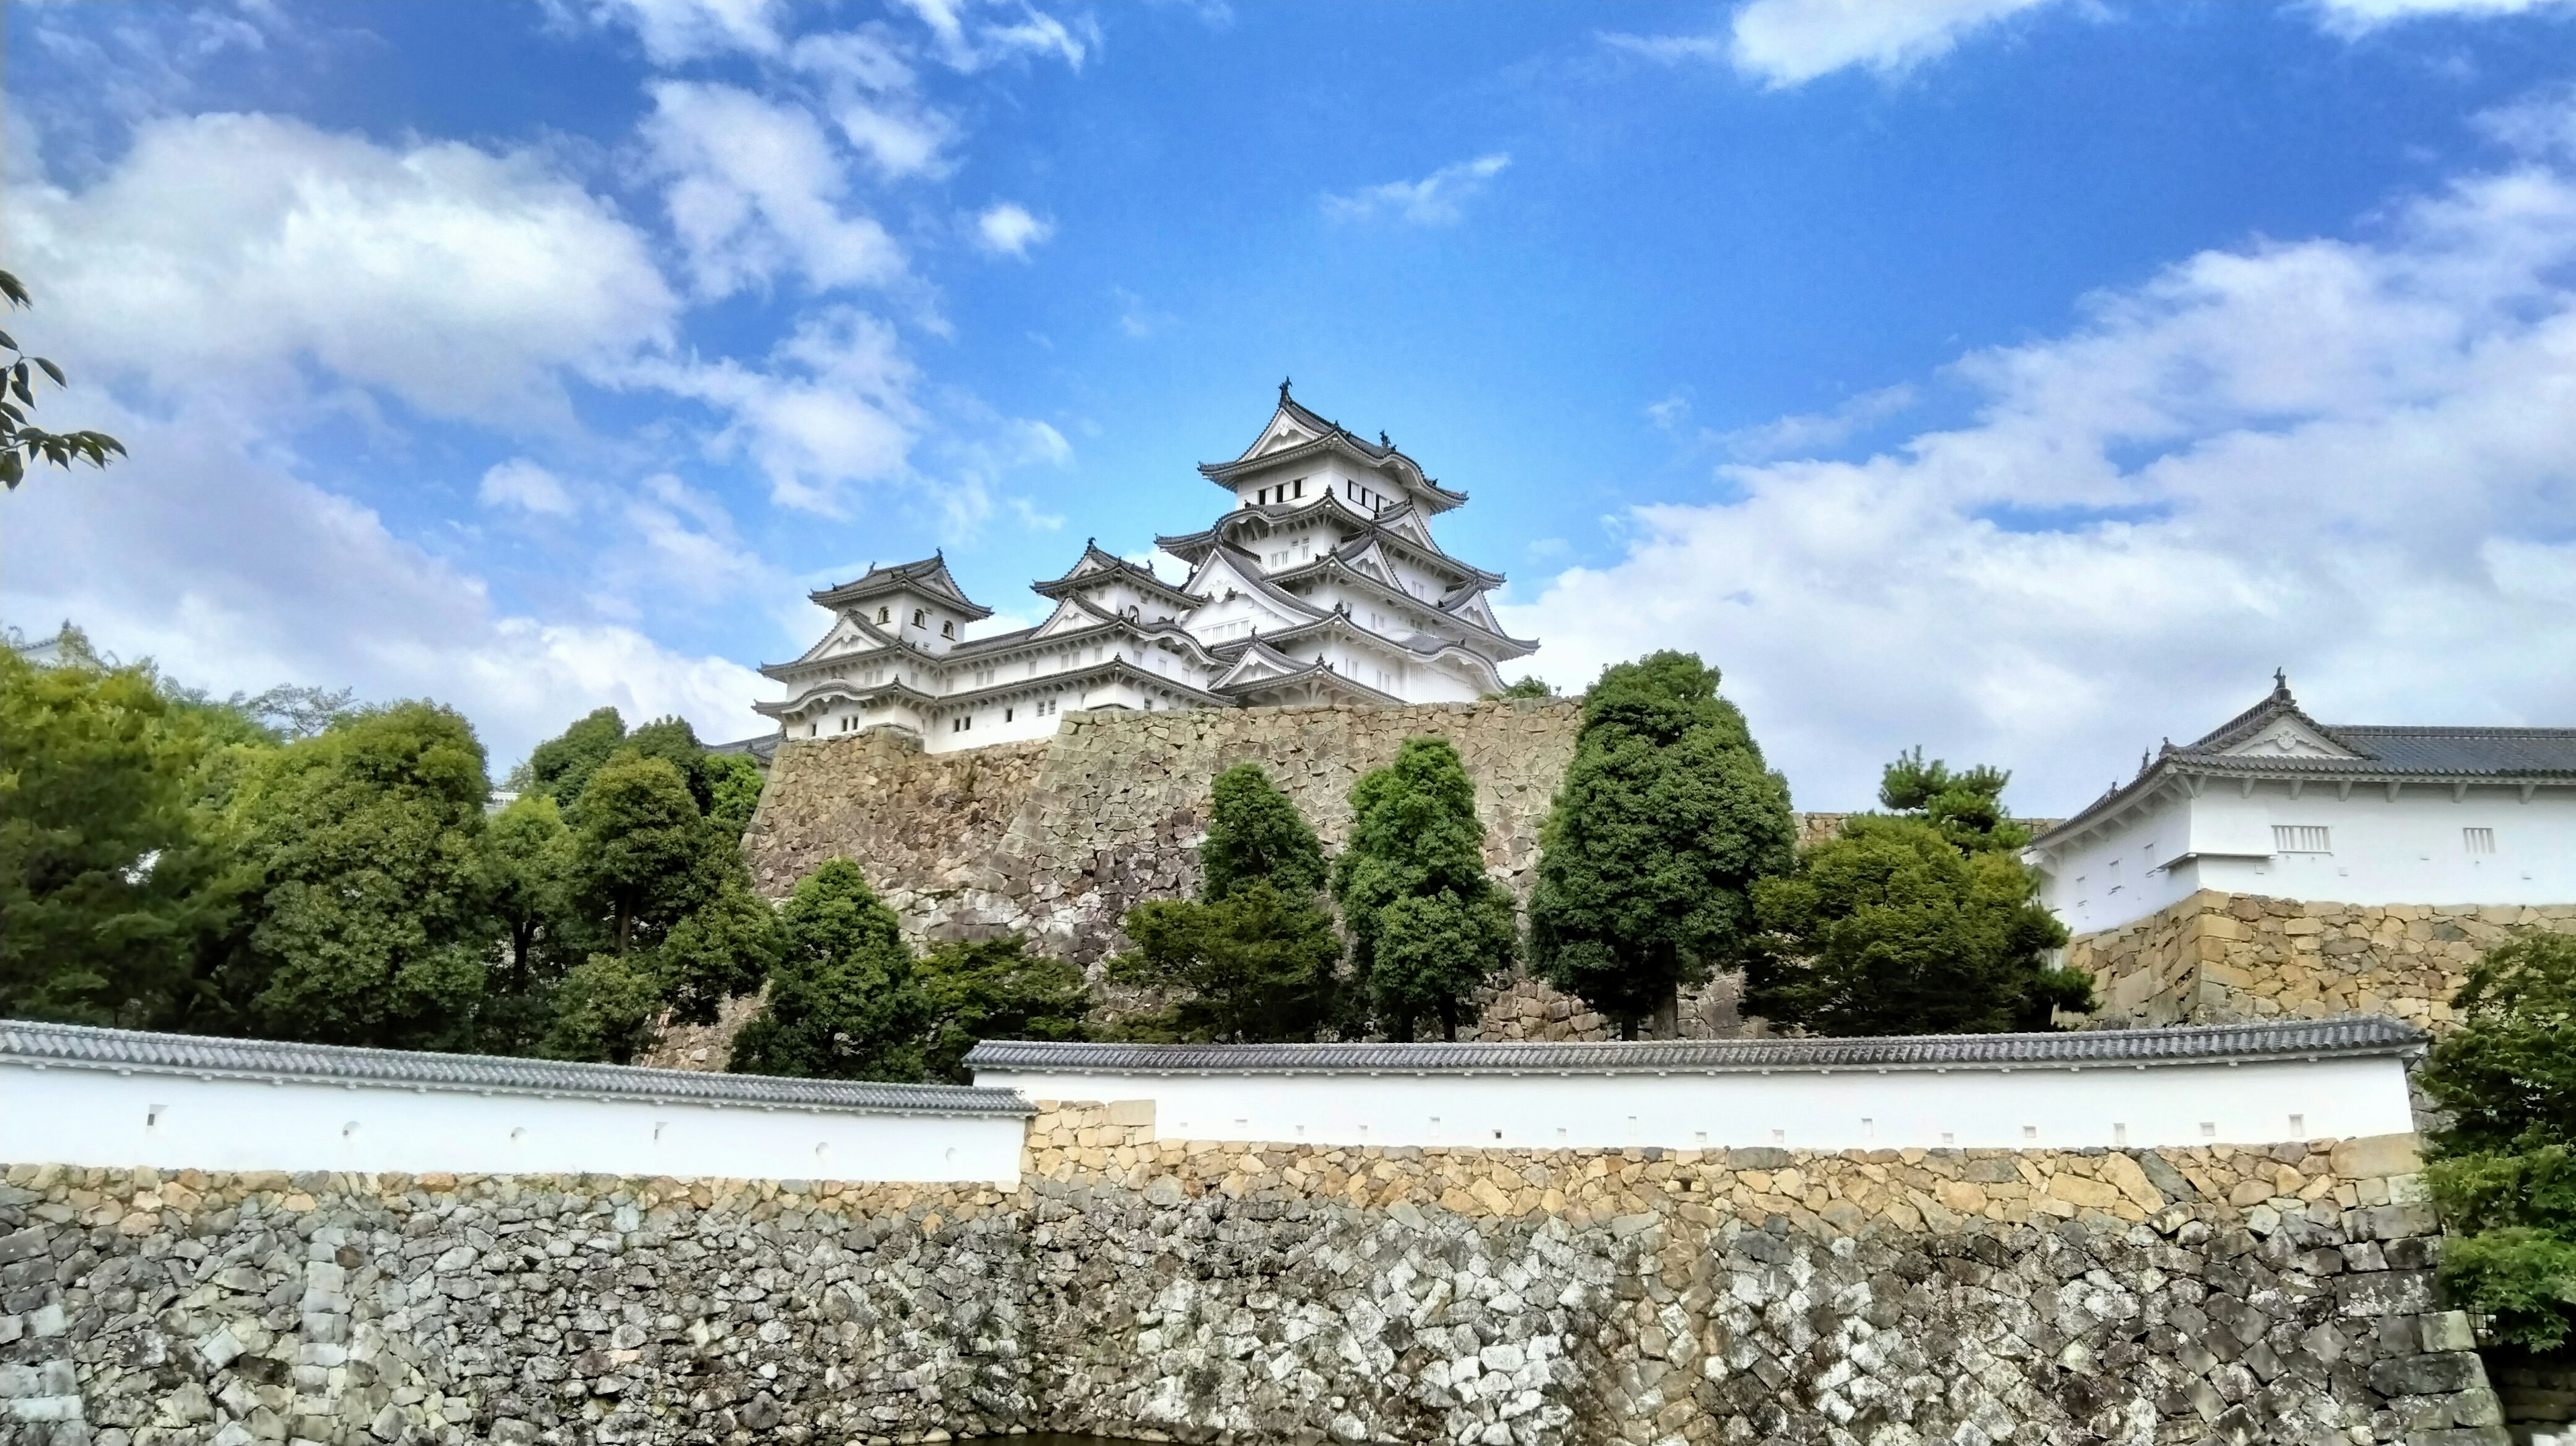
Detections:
[574, 0, 786, 62]
[2310, 0, 2576, 32]
[0, 405, 768, 768]
[1718, 384, 1919, 460]
[643, 80, 908, 298]
[1322, 154, 1511, 226]
[479, 459, 578, 516]
[895, 0, 1095, 71]
[1611, 0, 2576, 88]
[9, 111, 676, 425]
[975, 201, 1055, 257]
[631, 306, 923, 514]
[1502, 117, 2576, 813]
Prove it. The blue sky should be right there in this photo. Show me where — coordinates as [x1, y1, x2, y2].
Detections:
[7, 0, 2576, 811]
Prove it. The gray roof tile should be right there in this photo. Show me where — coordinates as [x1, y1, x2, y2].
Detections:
[3, 1019, 1031, 1116]
[966, 1016, 2423, 1075]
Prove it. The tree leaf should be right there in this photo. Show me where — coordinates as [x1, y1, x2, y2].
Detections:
[35, 357, 65, 387]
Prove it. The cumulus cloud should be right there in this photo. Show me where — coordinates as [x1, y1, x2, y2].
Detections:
[479, 459, 578, 515]
[0, 404, 768, 767]
[975, 201, 1055, 257]
[9, 111, 677, 425]
[1500, 113, 2576, 813]
[643, 80, 908, 299]
[1322, 154, 1512, 226]
[632, 307, 924, 514]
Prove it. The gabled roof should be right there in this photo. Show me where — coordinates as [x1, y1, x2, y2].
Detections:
[1197, 384, 1470, 514]
[1031, 541, 1200, 610]
[1209, 646, 1403, 708]
[966, 1015, 2425, 1076]
[1182, 545, 1331, 628]
[1269, 553, 1538, 660]
[810, 554, 993, 620]
[2029, 675, 2576, 850]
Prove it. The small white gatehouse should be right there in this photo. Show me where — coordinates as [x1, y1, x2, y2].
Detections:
[2026, 676, 2576, 937]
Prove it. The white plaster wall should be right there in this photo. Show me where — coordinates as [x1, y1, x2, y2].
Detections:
[0, 1063, 1025, 1184]
[2037, 782, 2576, 933]
[975, 1055, 2412, 1152]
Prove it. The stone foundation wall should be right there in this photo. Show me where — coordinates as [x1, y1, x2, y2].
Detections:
[745, 699, 1584, 966]
[4, 1111, 2510, 1446]
[2070, 891, 2576, 1033]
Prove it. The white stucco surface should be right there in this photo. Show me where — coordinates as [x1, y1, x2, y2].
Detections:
[0, 1060, 1027, 1184]
[975, 1052, 2412, 1152]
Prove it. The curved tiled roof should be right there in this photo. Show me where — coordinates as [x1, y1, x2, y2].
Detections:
[5, 1019, 1032, 1116]
[966, 1015, 2423, 1075]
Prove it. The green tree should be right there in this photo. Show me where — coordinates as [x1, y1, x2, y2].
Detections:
[2420, 934, 2576, 1351]
[1199, 762, 1328, 900]
[1332, 736, 1515, 1041]
[476, 794, 580, 1053]
[521, 706, 629, 806]
[731, 859, 930, 1080]
[0, 645, 241, 1025]
[1745, 815, 2086, 1036]
[539, 952, 668, 1065]
[704, 750, 766, 839]
[570, 751, 716, 956]
[652, 881, 780, 1027]
[1109, 763, 1341, 1041]
[0, 270, 125, 490]
[1112, 883, 1342, 1042]
[221, 703, 499, 1049]
[1878, 746, 2030, 852]
[1529, 652, 1796, 1037]
[1498, 676, 1556, 700]
[918, 936, 1092, 1083]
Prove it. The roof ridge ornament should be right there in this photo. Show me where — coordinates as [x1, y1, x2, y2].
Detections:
[1279, 376, 1292, 402]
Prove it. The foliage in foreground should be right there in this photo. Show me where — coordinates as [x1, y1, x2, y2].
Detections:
[2420, 934, 2576, 1351]
[0, 270, 125, 490]
[1112, 763, 1340, 1042]
[729, 859, 931, 1080]
[1743, 745, 2088, 1036]
[1529, 651, 1795, 1038]
[1333, 737, 1515, 1041]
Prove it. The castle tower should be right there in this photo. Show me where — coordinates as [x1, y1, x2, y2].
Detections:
[756, 385, 1538, 752]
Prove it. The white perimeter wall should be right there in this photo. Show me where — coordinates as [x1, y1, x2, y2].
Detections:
[978, 1056, 2413, 1152]
[0, 1063, 1026, 1185]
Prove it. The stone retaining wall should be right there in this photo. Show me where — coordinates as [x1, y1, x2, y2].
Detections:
[3, 1111, 2510, 1446]
[2070, 891, 2576, 1033]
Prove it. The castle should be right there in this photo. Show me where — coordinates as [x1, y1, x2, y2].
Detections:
[757, 384, 1536, 752]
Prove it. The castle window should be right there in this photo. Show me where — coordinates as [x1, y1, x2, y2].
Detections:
[912, 609, 926, 627]
[877, 607, 890, 624]
[1004, 707, 1014, 723]
[941, 620, 955, 639]
[1293, 478, 1304, 498]
[2273, 826, 2332, 854]
[2464, 827, 2496, 854]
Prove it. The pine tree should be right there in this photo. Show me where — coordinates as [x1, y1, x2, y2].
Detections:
[1332, 737, 1515, 1042]
[1111, 762, 1338, 1041]
[1528, 652, 1796, 1038]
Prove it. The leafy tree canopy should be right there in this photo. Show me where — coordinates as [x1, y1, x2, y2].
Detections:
[2420, 934, 2576, 1351]
[1878, 746, 2029, 852]
[1498, 676, 1556, 699]
[1332, 736, 1515, 1040]
[1529, 651, 1796, 1036]
[521, 707, 630, 807]
[919, 936, 1092, 1083]
[0, 643, 243, 1025]
[570, 750, 714, 957]
[1199, 762, 1327, 901]
[1745, 815, 2085, 1036]
[729, 858, 930, 1080]
[539, 952, 667, 1066]
[1112, 883, 1342, 1042]
[0, 270, 125, 490]
[1111, 763, 1339, 1042]
[221, 702, 500, 1050]
[704, 750, 766, 839]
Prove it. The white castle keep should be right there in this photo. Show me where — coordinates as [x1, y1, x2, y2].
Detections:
[757, 385, 1538, 752]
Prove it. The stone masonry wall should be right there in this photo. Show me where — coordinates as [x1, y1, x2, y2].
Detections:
[2070, 891, 2576, 1034]
[3, 1111, 2512, 1446]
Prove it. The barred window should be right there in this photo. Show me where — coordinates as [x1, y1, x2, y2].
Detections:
[2273, 825, 2332, 854]
[2463, 827, 2496, 855]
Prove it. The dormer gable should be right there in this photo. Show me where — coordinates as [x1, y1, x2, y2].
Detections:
[2224, 716, 2363, 760]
